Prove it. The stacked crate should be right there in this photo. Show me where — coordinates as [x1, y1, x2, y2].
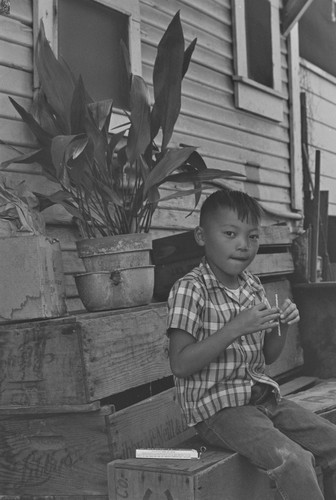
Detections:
[0, 304, 170, 498]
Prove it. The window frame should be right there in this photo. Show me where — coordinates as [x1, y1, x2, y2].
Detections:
[33, 0, 141, 98]
[231, 0, 284, 122]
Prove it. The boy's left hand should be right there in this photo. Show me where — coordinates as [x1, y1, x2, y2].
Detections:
[279, 298, 300, 325]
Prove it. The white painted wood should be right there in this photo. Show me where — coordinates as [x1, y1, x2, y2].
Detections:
[281, 0, 315, 37]
[0, 39, 33, 72]
[0, 66, 33, 97]
[231, 0, 284, 120]
[33, 0, 141, 75]
[0, 16, 33, 45]
[287, 25, 303, 211]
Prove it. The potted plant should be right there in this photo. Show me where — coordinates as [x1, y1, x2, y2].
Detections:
[1, 12, 243, 310]
[0, 176, 67, 320]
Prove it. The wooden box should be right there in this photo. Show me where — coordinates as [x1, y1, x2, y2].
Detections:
[0, 278, 302, 409]
[0, 404, 113, 497]
[108, 452, 277, 500]
[0, 235, 67, 323]
[152, 226, 294, 301]
[0, 303, 170, 408]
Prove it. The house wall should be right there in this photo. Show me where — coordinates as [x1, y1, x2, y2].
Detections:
[300, 59, 336, 218]
[141, 0, 293, 233]
[0, 0, 297, 310]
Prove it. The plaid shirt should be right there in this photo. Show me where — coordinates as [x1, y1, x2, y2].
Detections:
[167, 258, 280, 426]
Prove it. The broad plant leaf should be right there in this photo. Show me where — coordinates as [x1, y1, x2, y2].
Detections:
[31, 89, 62, 136]
[51, 134, 88, 188]
[36, 20, 75, 133]
[126, 75, 151, 164]
[182, 38, 197, 78]
[120, 39, 132, 85]
[9, 97, 52, 147]
[143, 146, 196, 194]
[153, 11, 185, 151]
[71, 76, 90, 134]
[35, 190, 83, 219]
[88, 99, 114, 131]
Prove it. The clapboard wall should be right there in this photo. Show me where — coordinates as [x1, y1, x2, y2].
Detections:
[300, 59, 336, 217]
[141, 0, 292, 232]
[0, 0, 295, 310]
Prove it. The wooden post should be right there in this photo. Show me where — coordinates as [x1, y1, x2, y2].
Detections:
[310, 150, 321, 282]
[281, 0, 315, 36]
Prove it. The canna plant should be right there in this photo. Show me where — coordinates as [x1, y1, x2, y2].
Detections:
[2, 12, 243, 238]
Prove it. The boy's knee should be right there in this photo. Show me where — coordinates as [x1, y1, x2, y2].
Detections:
[269, 446, 315, 476]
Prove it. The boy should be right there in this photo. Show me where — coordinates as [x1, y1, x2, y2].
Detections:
[167, 189, 336, 500]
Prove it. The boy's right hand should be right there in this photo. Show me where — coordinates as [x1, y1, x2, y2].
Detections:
[230, 303, 280, 336]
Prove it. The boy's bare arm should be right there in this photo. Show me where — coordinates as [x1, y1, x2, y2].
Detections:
[263, 298, 300, 365]
[169, 303, 280, 378]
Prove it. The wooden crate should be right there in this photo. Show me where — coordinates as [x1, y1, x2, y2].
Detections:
[106, 379, 334, 500]
[0, 303, 170, 408]
[0, 236, 67, 323]
[0, 279, 302, 410]
[152, 225, 294, 300]
[0, 496, 107, 500]
[0, 318, 87, 407]
[108, 452, 277, 500]
[0, 404, 113, 496]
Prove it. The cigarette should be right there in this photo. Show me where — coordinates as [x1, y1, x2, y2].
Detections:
[275, 293, 281, 336]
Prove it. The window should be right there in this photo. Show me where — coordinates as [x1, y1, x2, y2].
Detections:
[299, 0, 336, 77]
[231, 0, 283, 121]
[33, 0, 141, 111]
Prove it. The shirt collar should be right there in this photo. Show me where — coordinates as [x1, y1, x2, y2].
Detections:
[200, 257, 264, 303]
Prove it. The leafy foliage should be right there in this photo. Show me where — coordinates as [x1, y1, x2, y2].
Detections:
[0, 175, 45, 235]
[2, 12, 243, 237]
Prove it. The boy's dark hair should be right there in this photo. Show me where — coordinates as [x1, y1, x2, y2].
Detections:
[200, 189, 263, 226]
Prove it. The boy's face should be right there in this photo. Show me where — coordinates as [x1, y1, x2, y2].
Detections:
[195, 207, 260, 287]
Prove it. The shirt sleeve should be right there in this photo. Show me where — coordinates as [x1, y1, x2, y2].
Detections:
[166, 277, 204, 339]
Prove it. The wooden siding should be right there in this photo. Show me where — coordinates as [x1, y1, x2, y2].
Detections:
[0, 0, 294, 310]
[140, 0, 292, 228]
[300, 60, 336, 217]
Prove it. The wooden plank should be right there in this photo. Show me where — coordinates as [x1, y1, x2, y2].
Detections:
[0, 320, 88, 407]
[280, 376, 317, 396]
[287, 25, 303, 211]
[0, 117, 35, 147]
[301, 63, 336, 105]
[77, 304, 171, 400]
[154, 254, 295, 302]
[0, 496, 107, 500]
[0, 66, 33, 97]
[175, 114, 290, 160]
[0, 94, 32, 119]
[281, 0, 315, 36]
[303, 91, 336, 130]
[249, 252, 294, 276]
[6, 0, 33, 23]
[0, 401, 100, 415]
[108, 451, 274, 500]
[0, 39, 33, 71]
[286, 379, 336, 414]
[0, 16, 33, 45]
[152, 226, 292, 266]
[0, 406, 113, 495]
[141, 0, 230, 33]
[105, 388, 195, 460]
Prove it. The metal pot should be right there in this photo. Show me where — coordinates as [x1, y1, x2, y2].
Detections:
[75, 265, 154, 311]
[76, 234, 152, 272]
